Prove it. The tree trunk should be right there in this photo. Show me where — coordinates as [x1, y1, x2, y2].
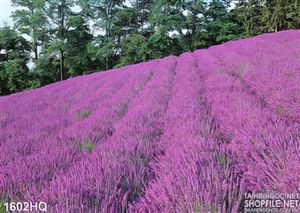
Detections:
[34, 44, 38, 61]
[60, 50, 65, 81]
[105, 56, 109, 70]
[60, 0, 66, 81]
[5, 47, 8, 60]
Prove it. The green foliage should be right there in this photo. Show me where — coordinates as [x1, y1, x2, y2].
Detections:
[88, 37, 117, 70]
[0, 26, 31, 95]
[113, 7, 140, 35]
[2, 59, 30, 92]
[233, 0, 264, 36]
[263, 0, 288, 32]
[150, 0, 185, 33]
[193, 201, 201, 213]
[12, 0, 48, 60]
[80, 140, 94, 152]
[205, 0, 240, 44]
[118, 33, 148, 66]
[1, 0, 299, 96]
[215, 152, 228, 169]
[147, 29, 182, 58]
[34, 54, 60, 85]
[0, 198, 7, 213]
[0, 26, 30, 60]
[65, 15, 96, 76]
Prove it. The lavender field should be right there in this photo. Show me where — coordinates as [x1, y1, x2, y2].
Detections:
[1, 30, 300, 212]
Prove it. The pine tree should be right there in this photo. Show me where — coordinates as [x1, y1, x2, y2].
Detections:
[45, 0, 75, 80]
[12, 0, 48, 61]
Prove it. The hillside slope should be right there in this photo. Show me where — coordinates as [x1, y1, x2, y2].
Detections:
[0, 30, 300, 212]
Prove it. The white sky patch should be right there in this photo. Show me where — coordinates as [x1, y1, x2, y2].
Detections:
[0, 0, 14, 26]
[230, 0, 238, 10]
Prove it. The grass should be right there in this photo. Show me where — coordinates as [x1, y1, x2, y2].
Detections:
[79, 140, 94, 152]
[77, 108, 92, 120]
[0, 198, 7, 213]
[113, 101, 129, 116]
[275, 104, 285, 115]
[192, 202, 218, 213]
[193, 201, 201, 213]
[215, 152, 228, 169]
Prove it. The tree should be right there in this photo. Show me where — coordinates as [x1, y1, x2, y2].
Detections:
[150, 0, 185, 37]
[129, 0, 154, 32]
[262, 0, 300, 31]
[181, 0, 207, 50]
[233, 0, 264, 36]
[2, 59, 31, 93]
[88, 36, 117, 70]
[262, 0, 288, 32]
[112, 7, 140, 36]
[286, 0, 300, 29]
[146, 29, 182, 59]
[78, 0, 125, 69]
[147, 0, 187, 54]
[0, 26, 31, 95]
[149, 0, 209, 51]
[12, 0, 48, 61]
[204, 0, 240, 44]
[34, 54, 60, 85]
[65, 15, 98, 76]
[45, 0, 75, 80]
[118, 33, 148, 66]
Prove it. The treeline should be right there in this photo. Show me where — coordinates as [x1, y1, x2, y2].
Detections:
[0, 0, 299, 95]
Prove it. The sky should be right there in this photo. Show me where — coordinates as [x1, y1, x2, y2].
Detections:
[0, 0, 13, 26]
